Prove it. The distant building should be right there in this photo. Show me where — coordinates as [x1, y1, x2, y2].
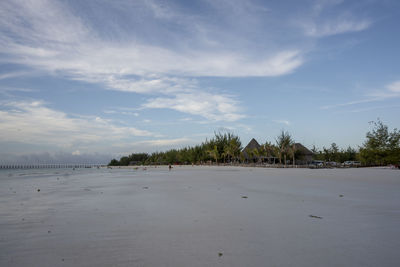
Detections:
[242, 138, 261, 162]
[242, 138, 313, 165]
[293, 143, 314, 164]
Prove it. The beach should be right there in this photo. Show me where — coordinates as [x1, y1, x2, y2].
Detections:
[1, 166, 399, 266]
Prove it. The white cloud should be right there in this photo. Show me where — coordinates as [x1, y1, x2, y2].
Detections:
[136, 138, 193, 146]
[387, 81, 400, 93]
[2, 0, 302, 122]
[0, 151, 112, 165]
[0, 100, 155, 148]
[273, 120, 290, 126]
[72, 150, 81, 156]
[143, 91, 245, 122]
[0, 0, 303, 79]
[367, 80, 400, 99]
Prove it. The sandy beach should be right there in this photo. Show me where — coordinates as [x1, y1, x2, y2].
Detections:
[1, 166, 399, 266]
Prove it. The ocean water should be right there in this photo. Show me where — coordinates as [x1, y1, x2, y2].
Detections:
[1, 166, 400, 266]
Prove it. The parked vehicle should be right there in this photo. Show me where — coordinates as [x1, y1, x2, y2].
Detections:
[309, 160, 324, 168]
[326, 161, 338, 167]
[343, 161, 361, 167]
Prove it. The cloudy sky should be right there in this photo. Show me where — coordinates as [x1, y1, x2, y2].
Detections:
[0, 0, 399, 163]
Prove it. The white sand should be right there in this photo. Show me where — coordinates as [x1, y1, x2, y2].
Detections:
[1, 166, 399, 266]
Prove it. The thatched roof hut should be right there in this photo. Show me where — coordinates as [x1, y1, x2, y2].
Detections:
[242, 138, 261, 160]
[293, 143, 314, 164]
[294, 143, 313, 156]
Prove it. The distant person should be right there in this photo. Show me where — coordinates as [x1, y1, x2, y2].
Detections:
[169, 164, 172, 171]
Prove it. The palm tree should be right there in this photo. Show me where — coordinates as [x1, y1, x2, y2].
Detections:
[263, 141, 276, 164]
[208, 145, 219, 164]
[245, 147, 254, 163]
[223, 142, 234, 163]
[276, 130, 294, 167]
[289, 143, 296, 167]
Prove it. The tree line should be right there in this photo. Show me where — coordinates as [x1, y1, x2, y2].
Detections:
[108, 120, 400, 166]
[109, 132, 242, 166]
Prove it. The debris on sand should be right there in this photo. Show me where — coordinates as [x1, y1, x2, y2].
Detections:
[309, 215, 323, 219]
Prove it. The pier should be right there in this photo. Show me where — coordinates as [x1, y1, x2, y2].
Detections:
[0, 164, 106, 169]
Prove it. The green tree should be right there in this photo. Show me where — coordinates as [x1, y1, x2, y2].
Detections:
[360, 119, 400, 165]
[208, 145, 219, 164]
[276, 130, 294, 166]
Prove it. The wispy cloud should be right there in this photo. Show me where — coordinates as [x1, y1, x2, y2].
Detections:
[298, 0, 372, 37]
[304, 19, 371, 37]
[321, 80, 400, 110]
[320, 98, 378, 110]
[0, 100, 155, 148]
[0, 71, 33, 80]
[1, 0, 305, 121]
[0, 2, 304, 78]
[334, 104, 400, 114]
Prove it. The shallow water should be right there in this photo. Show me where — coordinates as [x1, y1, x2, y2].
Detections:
[1, 166, 399, 266]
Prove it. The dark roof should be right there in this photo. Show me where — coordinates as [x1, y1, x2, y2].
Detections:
[243, 138, 261, 151]
[242, 138, 261, 159]
[294, 143, 313, 155]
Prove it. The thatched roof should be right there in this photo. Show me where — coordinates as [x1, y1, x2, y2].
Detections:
[243, 138, 261, 151]
[294, 143, 313, 156]
[242, 138, 261, 159]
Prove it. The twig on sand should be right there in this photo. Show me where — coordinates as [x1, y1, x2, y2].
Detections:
[309, 214, 323, 219]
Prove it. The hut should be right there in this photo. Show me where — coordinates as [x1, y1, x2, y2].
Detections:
[242, 138, 261, 162]
[293, 143, 314, 165]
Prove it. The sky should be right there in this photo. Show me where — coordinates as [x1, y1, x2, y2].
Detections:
[0, 0, 399, 164]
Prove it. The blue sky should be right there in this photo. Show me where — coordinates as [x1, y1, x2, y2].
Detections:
[0, 0, 399, 163]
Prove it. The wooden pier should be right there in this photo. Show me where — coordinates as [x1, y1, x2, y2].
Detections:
[0, 164, 105, 169]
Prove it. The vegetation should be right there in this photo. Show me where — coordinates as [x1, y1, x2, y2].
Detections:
[108, 120, 400, 167]
[359, 120, 400, 165]
[275, 130, 294, 166]
[109, 131, 242, 166]
[312, 143, 358, 163]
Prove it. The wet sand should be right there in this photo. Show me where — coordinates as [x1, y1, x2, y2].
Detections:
[1, 166, 399, 266]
